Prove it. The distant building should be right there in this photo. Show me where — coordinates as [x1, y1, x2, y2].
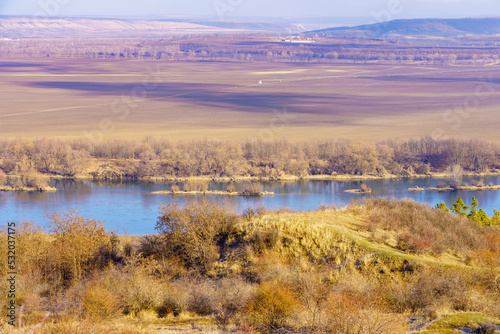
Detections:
[280, 36, 316, 43]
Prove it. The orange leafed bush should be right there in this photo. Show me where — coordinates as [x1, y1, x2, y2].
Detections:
[470, 228, 500, 269]
[397, 232, 434, 253]
[325, 290, 408, 334]
[47, 210, 110, 283]
[82, 283, 120, 318]
[246, 282, 299, 332]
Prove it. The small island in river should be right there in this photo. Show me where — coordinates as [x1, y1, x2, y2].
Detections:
[152, 190, 274, 196]
[408, 185, 500, 192]
[0, 185, 57, 192]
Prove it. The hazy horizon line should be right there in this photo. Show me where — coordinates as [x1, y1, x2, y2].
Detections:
[0, 14, 497, 21]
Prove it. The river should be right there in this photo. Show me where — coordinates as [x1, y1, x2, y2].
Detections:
[1, 176, 499, 235]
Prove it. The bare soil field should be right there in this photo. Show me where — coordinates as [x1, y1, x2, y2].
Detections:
[1, 57, 499, 143]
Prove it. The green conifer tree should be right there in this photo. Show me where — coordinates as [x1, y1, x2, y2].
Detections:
[468, 196, 479, 220]
[477, 209, 491, 226]
[451, 197, 469, 216]
[492, 209, 500, 225]
[435, 202, 449, 212]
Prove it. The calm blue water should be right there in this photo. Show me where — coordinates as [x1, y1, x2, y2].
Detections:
[1, 177, 499, 235]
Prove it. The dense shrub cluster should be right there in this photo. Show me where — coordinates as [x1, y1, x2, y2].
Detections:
[0, 137, 498, 180]
[155, 200, 239, 272]
[362, 198, 499, 255]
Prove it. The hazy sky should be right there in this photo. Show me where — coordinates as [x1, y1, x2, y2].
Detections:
[2, 0, 499, 20]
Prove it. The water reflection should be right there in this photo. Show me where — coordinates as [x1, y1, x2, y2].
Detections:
[1, 177, 499, 235]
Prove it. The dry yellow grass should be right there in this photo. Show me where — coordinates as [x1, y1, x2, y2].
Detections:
[242, 207, 481, 270]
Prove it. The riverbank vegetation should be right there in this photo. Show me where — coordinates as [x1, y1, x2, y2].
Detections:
[152, 181, 274, 196]
[0, 169, 55, 192]
[1, 198, 499, 333]
[410, 184, 500, 192]
[0, 137, 498, 185]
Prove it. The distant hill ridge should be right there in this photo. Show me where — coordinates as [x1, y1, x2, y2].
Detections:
[0, 17, 305, 38]
[309, 18, 500, 37]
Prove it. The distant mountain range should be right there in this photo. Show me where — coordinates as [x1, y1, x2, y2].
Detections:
[308, 18, 500, 38]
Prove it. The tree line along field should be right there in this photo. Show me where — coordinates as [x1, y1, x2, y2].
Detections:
[1, 56, 500, 143]
[2, 35, 500, 63]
